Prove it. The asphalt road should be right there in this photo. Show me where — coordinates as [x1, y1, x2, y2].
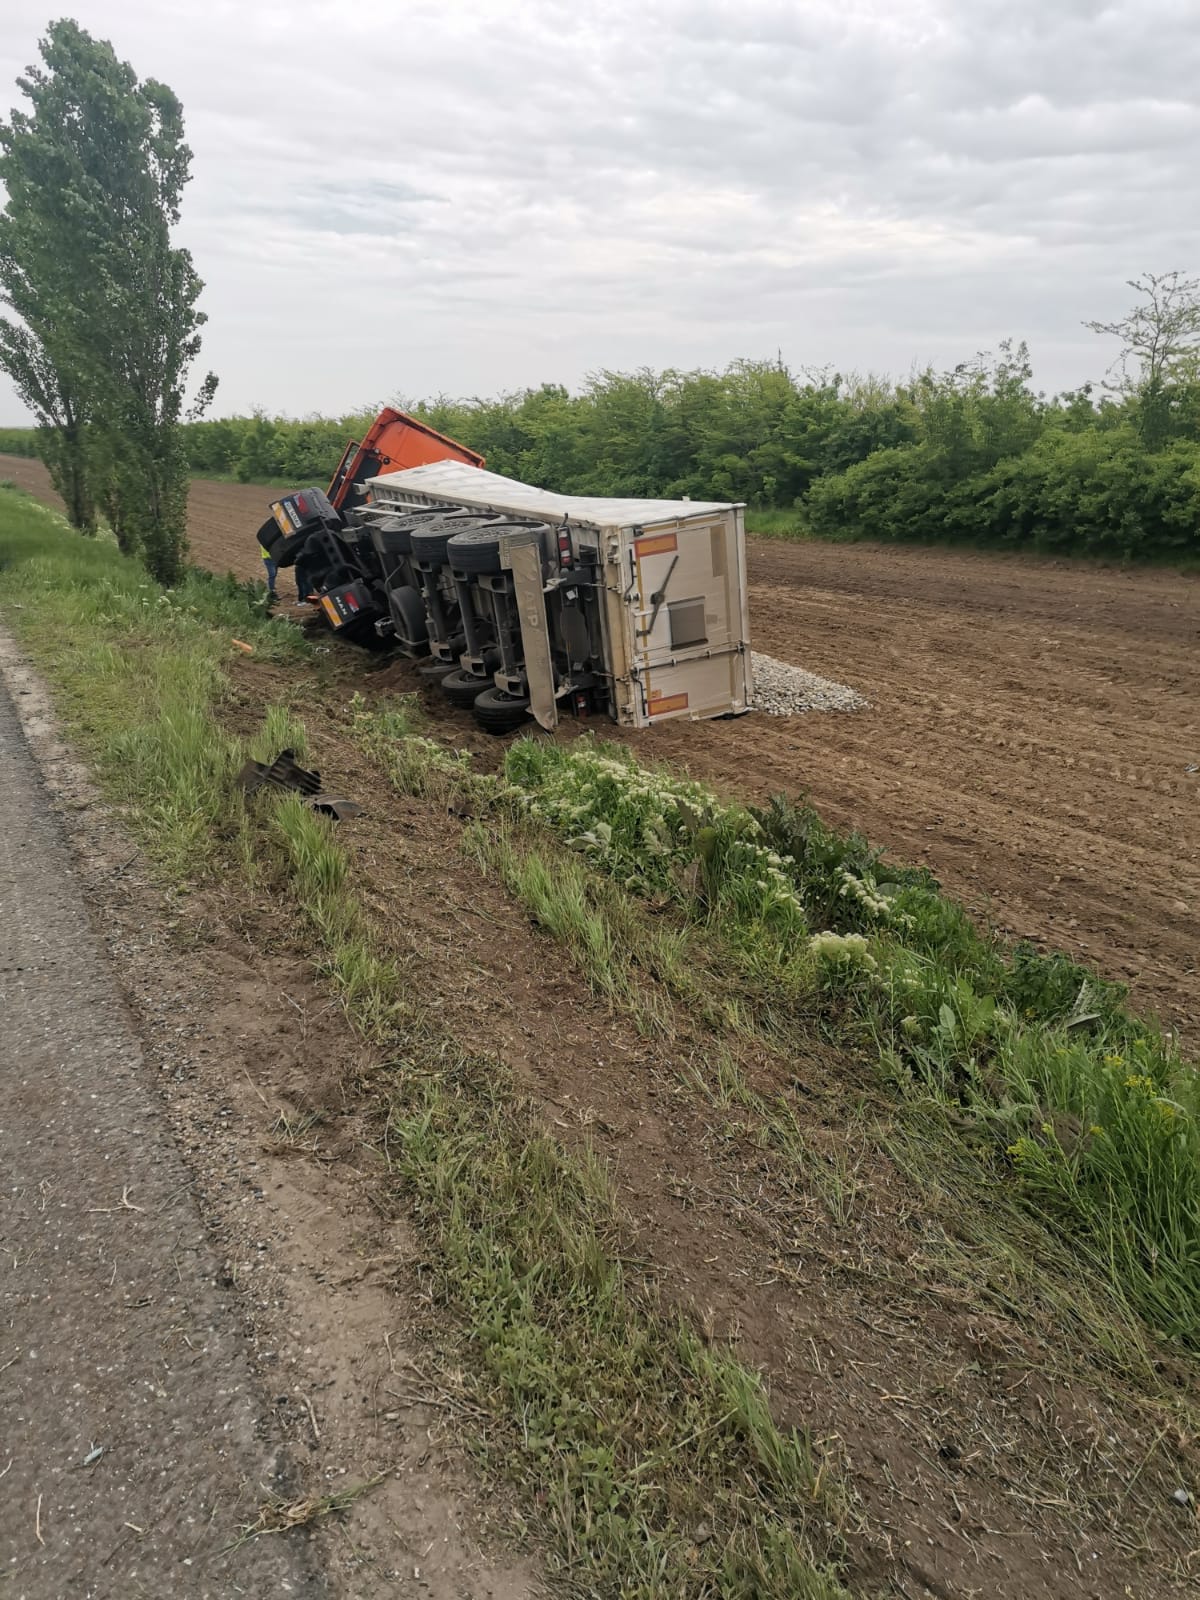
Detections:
[0, 656, 323, 1598]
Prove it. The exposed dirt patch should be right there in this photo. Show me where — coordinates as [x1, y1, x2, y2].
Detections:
[636, 537, 1200, 1040]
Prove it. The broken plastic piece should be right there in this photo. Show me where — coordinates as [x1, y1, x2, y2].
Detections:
[237, 749, 322, 798]
[237, 750, 360, 821]
[308, 795, 363, 820]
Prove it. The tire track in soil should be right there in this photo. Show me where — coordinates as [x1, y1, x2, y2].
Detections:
[3, 454, 1196, 1031]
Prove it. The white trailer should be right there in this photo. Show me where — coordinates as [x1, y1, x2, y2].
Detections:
[364, 461, 754, 730]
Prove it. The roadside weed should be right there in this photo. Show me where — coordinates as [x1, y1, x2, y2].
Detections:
[491, 736, 1200, 1349]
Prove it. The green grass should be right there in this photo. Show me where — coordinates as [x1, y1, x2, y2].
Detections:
[464, 820, 695, 1039]
[744, 507, 810, 539]
[686, 1042, 1168, 1384]
[351, 707, 1198, 1536]
[268, 800, 855, 1597]
[272, 796, 404, 1039]
[0, 487, 306, 878]
[459, 736, 1200, 1353]
[390, 1058, 850, 1598]
[351, 702, 797, 1042]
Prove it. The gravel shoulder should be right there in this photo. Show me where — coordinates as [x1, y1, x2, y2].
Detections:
[0, 633, 320, 1598]
[0, 626, 537, 1600]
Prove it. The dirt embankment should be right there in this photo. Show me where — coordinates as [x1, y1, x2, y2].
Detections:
[3, 454, 1196, 1031]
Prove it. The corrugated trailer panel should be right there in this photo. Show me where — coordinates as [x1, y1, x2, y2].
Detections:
[365, 461, 736, 526]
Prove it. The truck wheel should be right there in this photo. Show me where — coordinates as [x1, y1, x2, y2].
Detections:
[472, 687, 531, 735]
[417, 658, 455, 681]
[410, 525, 458, 566]
[373, 517, 416, 557]
[440, 668, 488, 709]
[387, 585, 428, 648]
[447, 526, 503, 574]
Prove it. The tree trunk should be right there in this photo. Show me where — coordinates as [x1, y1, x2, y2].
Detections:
[39, 420, 96, 534]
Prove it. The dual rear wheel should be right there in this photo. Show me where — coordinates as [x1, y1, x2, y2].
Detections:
[435, 668, 531, 732]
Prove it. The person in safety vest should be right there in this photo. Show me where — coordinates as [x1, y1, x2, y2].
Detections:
[259, 540, 278, 599]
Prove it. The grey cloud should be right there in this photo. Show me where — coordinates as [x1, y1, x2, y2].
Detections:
[0, 0, 1197, 419]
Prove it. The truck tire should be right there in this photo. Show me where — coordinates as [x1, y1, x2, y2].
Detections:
[409, 522, 463, 566]
[447, 526, 503, 575]
[440, 668, 488, 709]
[387, 585, 428, 648]
[472, 687, 531, 735]
[417, 657, 455, 681]
[373, 517, 416, 556]
[373, 510, 443, 558]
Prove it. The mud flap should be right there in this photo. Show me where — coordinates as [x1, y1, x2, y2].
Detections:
[502, 532, 557, 731]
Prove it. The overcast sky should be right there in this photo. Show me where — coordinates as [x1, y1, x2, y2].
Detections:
[2, 0, 1198, 422]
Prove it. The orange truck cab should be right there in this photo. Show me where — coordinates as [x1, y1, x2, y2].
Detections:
[325, 407, 485, 512]
[255, 407, 486, 637]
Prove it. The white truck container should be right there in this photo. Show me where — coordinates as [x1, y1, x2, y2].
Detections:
[365, 461, 754, 730]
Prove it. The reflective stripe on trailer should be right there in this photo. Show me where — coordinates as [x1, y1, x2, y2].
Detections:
[633, 531, 678, 560]
[647, 690, 689, 716]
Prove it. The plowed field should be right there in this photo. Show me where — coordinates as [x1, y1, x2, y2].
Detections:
[4, 453, 1196, 1030]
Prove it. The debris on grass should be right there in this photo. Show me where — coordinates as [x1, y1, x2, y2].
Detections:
[238, 749, 362, 820]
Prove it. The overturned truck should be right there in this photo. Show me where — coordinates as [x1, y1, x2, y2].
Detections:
[257, 413, 753, 734]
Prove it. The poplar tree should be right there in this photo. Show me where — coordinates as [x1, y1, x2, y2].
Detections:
[0, 18, 216, 582]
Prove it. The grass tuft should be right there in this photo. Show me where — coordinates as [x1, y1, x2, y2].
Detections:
[388, 1059, 851, 1598]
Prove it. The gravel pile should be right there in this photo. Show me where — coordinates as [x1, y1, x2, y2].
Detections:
[751, 650, 867, 715]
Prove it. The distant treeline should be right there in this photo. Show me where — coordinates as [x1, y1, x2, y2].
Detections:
[0, 427, 38, 457]
[5, 338, 1200, 561]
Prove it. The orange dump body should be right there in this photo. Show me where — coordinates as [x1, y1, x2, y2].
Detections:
[326, 407, 484, 512]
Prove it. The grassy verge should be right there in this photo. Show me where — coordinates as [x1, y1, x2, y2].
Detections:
[0, 489, 306, 878]
[0, 485, 857, 1597]
[497, 740, 1200, 1349]
[351, 708, 1200, 1358]
[351, 716, 1181, 1400]
[268, 799, 855, 1596]
[350, 709, 1200, 1566]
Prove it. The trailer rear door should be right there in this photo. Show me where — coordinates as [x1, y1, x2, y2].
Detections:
[622, 512, 751, 725]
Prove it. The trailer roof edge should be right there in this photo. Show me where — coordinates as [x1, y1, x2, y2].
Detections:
[365, 461, 745, 528]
